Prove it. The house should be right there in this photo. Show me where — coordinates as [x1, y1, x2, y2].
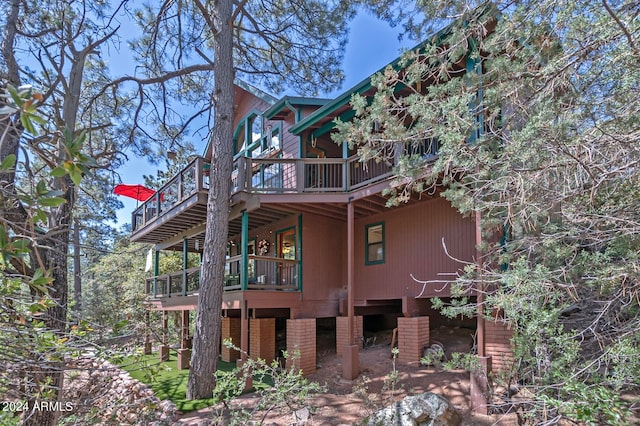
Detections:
[128, 13, 513, 392]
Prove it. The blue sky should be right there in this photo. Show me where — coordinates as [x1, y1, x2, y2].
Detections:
[114, 10, 414, 226]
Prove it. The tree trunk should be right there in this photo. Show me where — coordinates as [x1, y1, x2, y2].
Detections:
[186, 0, 235, 400]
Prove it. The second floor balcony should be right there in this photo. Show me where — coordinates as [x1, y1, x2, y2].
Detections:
[130, 153, 397, 244]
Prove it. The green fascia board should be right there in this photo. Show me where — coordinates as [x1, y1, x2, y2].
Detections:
[263, 96, 332, 120]
[288, 76, 375, 136]
[289, 2, 498, 136]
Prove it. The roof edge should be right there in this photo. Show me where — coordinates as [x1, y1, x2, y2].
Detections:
[289, 2, 498, 135]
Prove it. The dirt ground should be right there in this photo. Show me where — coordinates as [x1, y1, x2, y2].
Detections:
[176, 326, 520, 425]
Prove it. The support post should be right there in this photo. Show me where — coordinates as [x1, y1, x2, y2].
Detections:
[159, 310, 169, 361]
[240, 300, 249, 361]
[476, 209, 485, 357]
[177, 310, 191, 369]
[343, 141, 349, 191]
[153, 248, 159, 297]
[471, 356, 492, 415]
[182, 237, 188, 296]
[343, 198, 359, 379]
[241, 210, 248, 290]
[144, 310, 152, 355]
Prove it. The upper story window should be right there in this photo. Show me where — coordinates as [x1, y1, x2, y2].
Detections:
[234, 112, 281, 158]
[365, 222, 385, 265]
[235, 121, 247, 154]
[251, 115, 262, 144]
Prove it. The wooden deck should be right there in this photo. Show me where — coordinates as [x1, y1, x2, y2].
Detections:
[145, 254, 300, 299]
[130, 154, 396, 244]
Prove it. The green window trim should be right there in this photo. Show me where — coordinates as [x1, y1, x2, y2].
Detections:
[233, 110, 283, 157]
[365, 222, 385, 265]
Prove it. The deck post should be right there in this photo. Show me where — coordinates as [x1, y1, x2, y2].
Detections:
[240, 300, 249, 361]
[237, 156, 246, 192]
[177, 310, 191, 369]
[182, 237, 188, 296]
[159, 310, 169, 361]
[143, 310, 152, 355]
[153, 249, 159, 297]
[476, 209, 485, 357]
[343, 142, 349, 191]
[241, 210, 249, 290]
[296, 159, 305, 191]
[343, 197, 359, 380]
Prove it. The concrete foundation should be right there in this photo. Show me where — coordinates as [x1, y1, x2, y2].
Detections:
[342, 344, 360, 380]
[177, 348, 191, 370]
[159, 344, 170, 362]
[471, 356, 492, 415]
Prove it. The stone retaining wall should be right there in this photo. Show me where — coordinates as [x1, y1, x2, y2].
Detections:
[62, 356, 178, 425]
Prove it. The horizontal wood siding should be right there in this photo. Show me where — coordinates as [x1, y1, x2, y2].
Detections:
[301, 212, 346, 302]
[279, 119, 299, 158]
[354, 197, 475, 301]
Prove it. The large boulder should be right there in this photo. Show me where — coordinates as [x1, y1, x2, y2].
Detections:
[366, 392, 461, 426]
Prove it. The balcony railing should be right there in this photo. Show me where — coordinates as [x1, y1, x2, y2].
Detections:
[224, 254, 299, 291]
[145, 266, 201, 298]
[232, 154, 393, 194]
[132, 156, 210, 232]
[145, 255, 300, 297]
[132, 154, 397, 237]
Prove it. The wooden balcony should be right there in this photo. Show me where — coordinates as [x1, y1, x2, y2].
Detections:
[131, 156, 210, 244]
[130, 154, 395, 244]
[231, 154, 393, 194]
[145, 255, 300, 298]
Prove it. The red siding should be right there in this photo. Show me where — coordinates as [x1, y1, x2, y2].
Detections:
[233, 90, 271, 130]
[280, 120, 299, 157]
[301, 212, 346, 301]
[353, 197, 476, 301]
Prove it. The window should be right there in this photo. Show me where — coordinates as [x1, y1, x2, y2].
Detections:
[268, 126, 280, 151]
[233, 111, 282, 158]
[251, 115, 262, 143]
[365, 222, 385, 265]
[234, 122, 246, 154]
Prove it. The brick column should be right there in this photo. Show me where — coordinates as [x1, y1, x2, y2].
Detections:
[484, 320, 514, 371]
[221, 317, 241, 362]
[397, 316, 430, 364]
[286, 319, 316, 375]
[336, 316, 363, 356]
[250, 318, 275, 364]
